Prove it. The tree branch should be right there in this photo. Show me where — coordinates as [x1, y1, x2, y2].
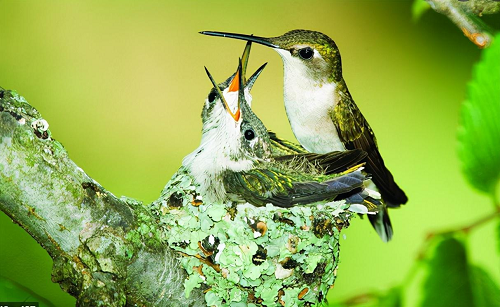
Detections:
[0, 87, 205, 306]
[426, 0, 500, 48]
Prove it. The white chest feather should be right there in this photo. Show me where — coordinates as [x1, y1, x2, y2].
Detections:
[278, 54, 345, 153]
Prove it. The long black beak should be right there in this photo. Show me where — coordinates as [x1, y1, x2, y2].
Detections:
[200, 31, 280, 49]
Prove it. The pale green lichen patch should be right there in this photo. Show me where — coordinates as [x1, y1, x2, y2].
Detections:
[125, 208, 164, 252]
[150, 167, 354, 306]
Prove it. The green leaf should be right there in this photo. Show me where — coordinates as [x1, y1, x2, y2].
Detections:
[469, 265, 500, 307]
[420, 237, 474, 307]
[458, 33, 500, 195]
[0, 276, 55, 307]
[412, 0, 431, 21]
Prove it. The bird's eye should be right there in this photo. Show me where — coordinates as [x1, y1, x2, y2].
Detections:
[298, 47, 314, 60]
[244, 129, 255, 141]
[208, 92, 217, 103]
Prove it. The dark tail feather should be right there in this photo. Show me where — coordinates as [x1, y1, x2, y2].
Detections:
[368, 206, 393, 242]
[329, 171, 393, 242]
[363, 146, 407, 208]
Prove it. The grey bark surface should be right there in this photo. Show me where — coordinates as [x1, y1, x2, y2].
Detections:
[0, 86, 205, 306]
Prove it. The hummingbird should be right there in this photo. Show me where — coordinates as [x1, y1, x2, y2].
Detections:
[183, 57, 379, 211]
[200, 30, 408, 241]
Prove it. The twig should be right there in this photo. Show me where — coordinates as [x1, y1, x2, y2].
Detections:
[339, 292, 378, 306]
[417, 204, 500, 260]
[426, 0, 499, 48]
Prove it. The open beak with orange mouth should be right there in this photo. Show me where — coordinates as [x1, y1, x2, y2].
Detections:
[203, 41, 267, 122]
[204, 66, 241, 122]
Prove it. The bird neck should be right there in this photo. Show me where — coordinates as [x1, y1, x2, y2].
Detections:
[281, 64, 345, 152]
[182, 110, 254, 203]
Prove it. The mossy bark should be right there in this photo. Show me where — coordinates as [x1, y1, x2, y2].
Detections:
[0, 87, 205, 306]
[431, 0, 500, 15]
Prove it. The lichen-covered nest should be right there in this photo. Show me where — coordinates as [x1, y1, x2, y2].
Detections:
[151, 168, 358, 306]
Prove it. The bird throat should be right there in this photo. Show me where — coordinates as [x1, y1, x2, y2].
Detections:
[183, 107, 253, 203]
[282, 66, 345, 153]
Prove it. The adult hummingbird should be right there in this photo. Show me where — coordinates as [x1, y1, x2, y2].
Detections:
[200, 30, 408, 241]
[183, 58, 379, 210]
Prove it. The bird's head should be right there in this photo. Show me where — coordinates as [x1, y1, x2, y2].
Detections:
[201, 41, 266, 126]
[203, 58, 271, 164]
[201, 29, 343, 83]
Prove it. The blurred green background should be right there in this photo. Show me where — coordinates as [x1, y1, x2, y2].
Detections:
[0, 0, 498, 306]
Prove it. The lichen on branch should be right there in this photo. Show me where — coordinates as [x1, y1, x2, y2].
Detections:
[150, 167, 357, 306]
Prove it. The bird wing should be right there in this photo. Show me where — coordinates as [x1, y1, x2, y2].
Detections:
[268, 131, 308, 155]
[274, 149, 367, 175]
[223, 167, 367, 208]
[331, 84, 408, 207]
